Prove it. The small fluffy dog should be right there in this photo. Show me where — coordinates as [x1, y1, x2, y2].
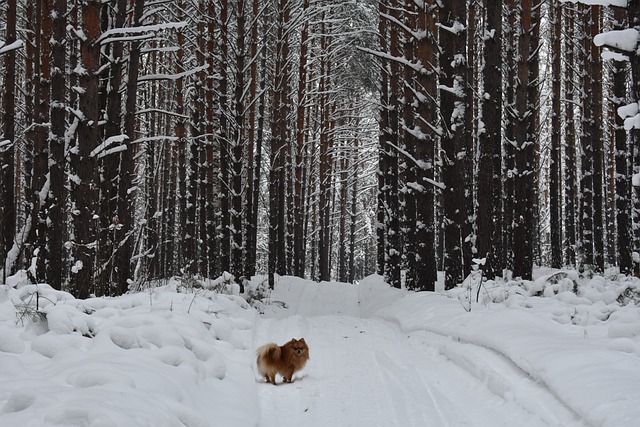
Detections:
[256, 338, 309, 385]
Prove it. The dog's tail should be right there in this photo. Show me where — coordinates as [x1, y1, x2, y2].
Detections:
[256, 343, 281, 366]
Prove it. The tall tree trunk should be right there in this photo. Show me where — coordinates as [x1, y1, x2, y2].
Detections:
[402, 0, 418, 290]
[48, 0, 68, 290]
[176, 4, 187, 274]
[377, 0, 389, 277]
[293, 0, 310, 279]
[245, 0, 260, 278]
[613, 7, 633, 275]
[503, 0, 517, 273]
[232, 0, 246, 285]
[219, 0, 231, 275]
[477, 0, 503, 278]
[318, 18, 334, 282]
[71, 0, 101, 298]
[550, 0, 562, 269]
[579, 4, 595, 268]
[412, 0, 438, 291]
[205, 0, 218, 278]
[98, 0, 127, 294]
[29, 0, 52, 279]
[248, 6, 268, 279]
[385, 1, 401, 289]
[564, 5, 577, 266]
[121, 0, 144, 292]
[590, 6, 605, 272]
[1, 0, 17, 281]
[269, 0, 290, 288]
[512, 0, 536, 280]
[440, 0, 467, 289]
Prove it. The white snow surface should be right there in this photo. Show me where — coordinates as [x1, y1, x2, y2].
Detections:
[1, 269, 640, 426]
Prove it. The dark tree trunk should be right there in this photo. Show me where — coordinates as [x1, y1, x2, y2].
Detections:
[413, 0, 438, 291]
[512, 0, 536, 280]
[590, 6, 605, 272]
[439, 0, 467, 289]
[550, 0, 562, 269]
[477, 0, 503, 278]
[232, 0, 246, 286]
[119, 0, 144, 292]
[269, 0, 290, 288]
[318, 18, 333, 283]
[377, 0, 389, 277]
[613, 7, 633, 275]
[564, 5, 577, 266]
[579, 4, 595, 268]
[293, 0, 310, 279]
[48, 0, 68, 290]
[219, 0, 231, 275]
[71, 0, 101, 298]
[385, 1, 401, 289]
[1, 0, 17, 281]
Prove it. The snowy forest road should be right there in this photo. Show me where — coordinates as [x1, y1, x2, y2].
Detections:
[253, 279, 587, 427]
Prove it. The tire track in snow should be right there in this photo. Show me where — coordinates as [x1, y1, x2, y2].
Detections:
[407, 329, 590, 427]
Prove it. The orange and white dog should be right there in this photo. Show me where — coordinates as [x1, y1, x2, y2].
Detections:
[256, 338, 309, 385]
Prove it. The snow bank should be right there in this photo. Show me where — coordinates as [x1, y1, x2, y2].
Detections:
[0, 277, 259, 427]
[358, 272, 640, 427]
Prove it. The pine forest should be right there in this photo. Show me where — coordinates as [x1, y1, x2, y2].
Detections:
[1, 0, 640, 297]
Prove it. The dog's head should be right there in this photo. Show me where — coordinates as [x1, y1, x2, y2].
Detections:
[286, 338, 309, 358]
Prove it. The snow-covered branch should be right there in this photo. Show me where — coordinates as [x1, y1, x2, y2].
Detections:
[593, 28, 639, 52]
[138, 64, 209, 82]
[90, 134, 128, 158]
[560, 0, 627, 6]
[96, 21, 188, 45]
[0, 40, 24, 55]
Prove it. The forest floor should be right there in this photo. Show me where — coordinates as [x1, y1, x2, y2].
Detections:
[0, 270, 639, 426]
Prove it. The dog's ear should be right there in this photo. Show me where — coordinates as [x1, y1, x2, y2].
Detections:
[299, 338, 305, 343]
[291, 338, 297, 343]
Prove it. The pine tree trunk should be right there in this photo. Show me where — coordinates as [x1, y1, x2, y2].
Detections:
[1, 0, 17, 281]
[564, 6, 577, 266]
[232, 0, 246, 285]
[248, 10, 267, 278]
[477, 0, 503, 278]
[385, 2, 401, 289]
[377, 0, 389, 277]
[413, 1, 438, 291]
[579, 4, 595, 268]
[245, 0, 260, 279]
[293, 0, 310, 279]
[71, 0, 101, 298]
[512, 0, 536, 280]
[219, 0, 231, 275]
[48, 0, 68, 290]
[589, 6, 605, 272]
[318, 18, 333, 283]
[269, 0, 290, 287]
[503, 0, 517, 273]
[550, 0, 562, 269]
[613, 7, 633, 275]
[29, 0, 52, 279]
[402, 0, 418, 290]
[205, 0, 218, 278]
[439, 0, 467, 289]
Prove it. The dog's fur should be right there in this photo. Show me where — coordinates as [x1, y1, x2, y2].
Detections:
[256, 338, 309, 385]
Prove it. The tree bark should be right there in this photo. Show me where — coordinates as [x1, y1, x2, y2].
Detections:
[439, 0, 467, 289]
[71, 0, 101, 298]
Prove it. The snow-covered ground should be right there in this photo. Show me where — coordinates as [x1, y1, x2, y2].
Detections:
[1, 269, 639, 426]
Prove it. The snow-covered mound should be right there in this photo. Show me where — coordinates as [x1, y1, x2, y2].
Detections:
[0, 274, 258, 427]
[357, 270, 640, 427]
